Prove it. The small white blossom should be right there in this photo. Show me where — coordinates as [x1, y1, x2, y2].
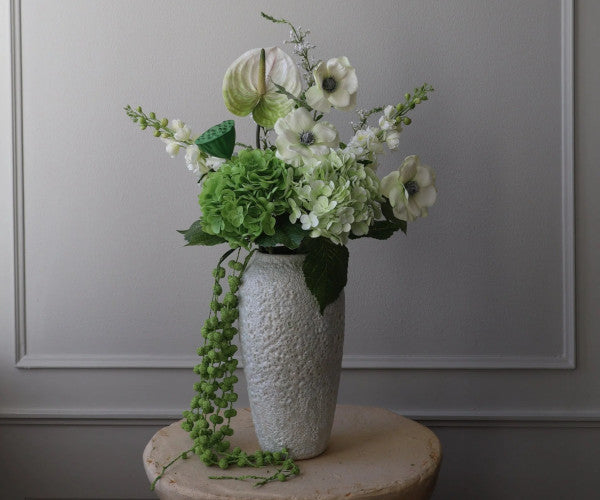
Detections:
[288, 198, 302, 223]
[300, 212, 319, 230]
[384, 130, 401, 150]
[206, 156, 226, 171]
[163, 139, 181, 158]
[184, 145, 208, 175]
[305, 57, 358, 113]
[171, 119, 192, 141]
[378, 106, 398, 132]
[380, 155, 437, 222]
[345, 126, 385, 168]
[274, 107, 339, 163]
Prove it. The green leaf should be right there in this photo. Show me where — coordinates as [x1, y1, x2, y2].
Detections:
[178, 220, 226, 246]
[349, 200, 407, 241]
[349, 220, 405, 241]
[381, 200, 407, 234]
[255, 220, 307, 249]
[302, 237, 349, 314]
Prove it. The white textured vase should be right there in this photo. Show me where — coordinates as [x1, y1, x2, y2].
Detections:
[238, 252, 345, 460]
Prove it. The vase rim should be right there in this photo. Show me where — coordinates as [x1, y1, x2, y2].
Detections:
[253, 251, 306, 260]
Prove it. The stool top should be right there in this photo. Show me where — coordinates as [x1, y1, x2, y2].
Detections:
[143, 405, 441, 500]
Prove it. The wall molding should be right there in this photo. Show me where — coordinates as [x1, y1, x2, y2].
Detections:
[2, 406, 599, 428]
[15, 352, 574, 369]
[10, 0, 575, 370]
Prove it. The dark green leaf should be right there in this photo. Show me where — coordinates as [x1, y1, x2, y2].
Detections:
[302, 237, 349, 314]
[178, 220, 226, 246]
[381, 200, 407, 234]
[255, 220, 307, 250]
[352, 220, 405, 240]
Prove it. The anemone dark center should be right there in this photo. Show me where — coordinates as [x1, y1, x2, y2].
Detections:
[405, 180, 420, 196]
[300, 131, 315, 145]
[322, 77, 337, 92]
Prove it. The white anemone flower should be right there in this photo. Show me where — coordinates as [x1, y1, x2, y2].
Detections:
[305, 57, 358, 113]
[380, 155, 437, 222]
[274, 107, 339, 163]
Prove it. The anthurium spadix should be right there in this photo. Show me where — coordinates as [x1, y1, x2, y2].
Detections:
[222, 47, 301, 129]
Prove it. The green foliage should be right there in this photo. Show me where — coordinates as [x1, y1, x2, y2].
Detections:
[195, 120, 236, 159]
[198, 149, 293, 248]
[351, 219, 406, 240]
[151, 248, 299, 490]
[124, 104, 195, 144]
[349, 200, 407, 241]
[255, 218, 307, 250]
[178, 220, 226, 246]
[261, 11, 318, 88]
[381, 199, 408, 234]
[302, 237, 349, 314]
[393, 84, 434, 126]
[272, 82, 313, 112]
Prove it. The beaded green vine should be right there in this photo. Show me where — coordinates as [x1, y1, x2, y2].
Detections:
[150, 247, 300, 490]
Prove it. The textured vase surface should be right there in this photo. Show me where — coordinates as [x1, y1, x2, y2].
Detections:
[238, 252, 345, 459]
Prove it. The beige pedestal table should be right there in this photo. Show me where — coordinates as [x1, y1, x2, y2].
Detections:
[143, 405, 442, 499]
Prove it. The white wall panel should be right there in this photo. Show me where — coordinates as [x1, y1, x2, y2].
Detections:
[11, 0, 573, 369]
[4, 0, 600, 498]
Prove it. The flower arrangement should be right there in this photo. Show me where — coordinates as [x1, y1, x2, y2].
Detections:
[125, 12, 436, 489]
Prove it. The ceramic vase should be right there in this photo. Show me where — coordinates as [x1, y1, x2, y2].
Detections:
[238, 251, 344, 459]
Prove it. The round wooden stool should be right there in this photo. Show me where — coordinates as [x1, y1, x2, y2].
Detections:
[144, 405, 442, 499]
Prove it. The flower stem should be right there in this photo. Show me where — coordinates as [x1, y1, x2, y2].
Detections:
[150, 447, 194, 491]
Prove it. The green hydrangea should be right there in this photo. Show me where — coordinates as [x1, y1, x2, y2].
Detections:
[199, 149, 293, 247]
[289, 150, 382, 245]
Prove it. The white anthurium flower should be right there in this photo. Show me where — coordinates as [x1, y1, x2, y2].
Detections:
[305, 56, 358, 113]
[274, 107, 339, 162]
[380, 155, 437, 222]
[222, 47, 301, 129]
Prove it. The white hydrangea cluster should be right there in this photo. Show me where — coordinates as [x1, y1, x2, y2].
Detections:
[289, 149, 382, 245]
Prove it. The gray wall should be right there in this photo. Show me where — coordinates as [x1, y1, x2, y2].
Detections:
[1, 0, 599, 498]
